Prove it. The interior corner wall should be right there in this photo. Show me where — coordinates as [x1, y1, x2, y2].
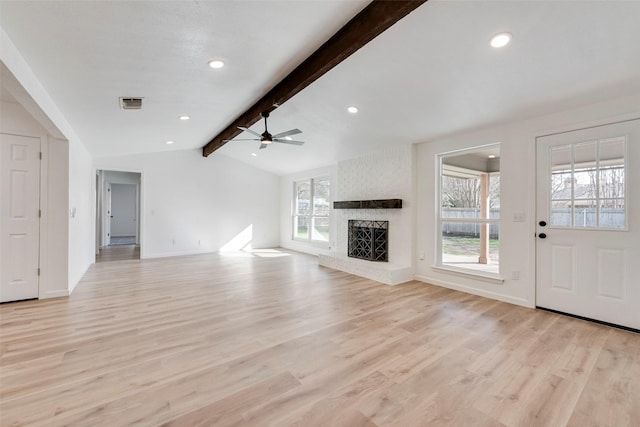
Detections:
[68, 137, 93, 293]
[94, 149, 280, 258]
[279, 165, 337, 256]
[414, 93, 640, 308]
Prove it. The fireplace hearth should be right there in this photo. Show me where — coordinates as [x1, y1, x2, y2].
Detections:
[348, 220, 388, 262]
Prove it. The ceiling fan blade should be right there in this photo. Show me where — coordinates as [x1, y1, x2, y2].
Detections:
[259, 143, 268, 150]
[274, 139, 305, 146]
[272, 128, 302, 139]
[224, 138, 260, 142]
[238, 126, 262, 138]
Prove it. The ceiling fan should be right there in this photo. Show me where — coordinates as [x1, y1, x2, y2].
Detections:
[229, 111, 305, 150]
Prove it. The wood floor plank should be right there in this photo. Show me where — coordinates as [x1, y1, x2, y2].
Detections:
[0, 250, 638, 426]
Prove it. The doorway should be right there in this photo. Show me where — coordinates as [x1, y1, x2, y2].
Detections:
[96, 170, 142, 262]
[535, 118, 640, 330]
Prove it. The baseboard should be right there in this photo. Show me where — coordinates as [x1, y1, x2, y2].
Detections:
[413, 274, 533, 308]
[142, 249, 215, 259]
[41, 289, 69, 299]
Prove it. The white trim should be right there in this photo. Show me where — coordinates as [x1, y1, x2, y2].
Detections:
[42, 289, 69, 299]
[414, 274, 532, 308]
[38, 135, 48, 299]
[431, 265, 503, 284]
[141, 249, 214, 259]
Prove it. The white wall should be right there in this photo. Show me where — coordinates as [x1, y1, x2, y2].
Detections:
[94, 149, 280, 258]
[279, 165, 337, 256]
[415, 93, 640, 308]
[68, 137, 93, 292]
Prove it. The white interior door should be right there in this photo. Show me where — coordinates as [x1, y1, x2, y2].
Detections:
[1, 134, 40, 302]
[536, 118, 640, 330]
[110, 183, 137, 237]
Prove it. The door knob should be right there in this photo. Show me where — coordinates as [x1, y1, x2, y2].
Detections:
[538, 233, 547, 239]
[539, 220, 547, 227]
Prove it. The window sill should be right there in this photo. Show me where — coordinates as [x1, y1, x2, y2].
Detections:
[431, 265, 504, 284]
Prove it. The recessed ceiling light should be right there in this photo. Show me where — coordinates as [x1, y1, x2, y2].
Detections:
[488, 154, 496, 158]
[490, 33, 512, 48]
[208, 59, 225, 69]
[347, 106, 358, 114]
[179, 115, 190, 121]
[251, 153, 257, 157]
[166, 140, 174, 145]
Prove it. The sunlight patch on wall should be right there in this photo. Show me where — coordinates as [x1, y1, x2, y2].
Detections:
[220, 225, 253, 252]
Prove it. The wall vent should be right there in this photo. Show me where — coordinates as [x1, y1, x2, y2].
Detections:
[120, 97, 143, 110]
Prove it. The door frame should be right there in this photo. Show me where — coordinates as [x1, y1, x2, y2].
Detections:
[533, 114, 640, 315]
[95, 168, 144, 257]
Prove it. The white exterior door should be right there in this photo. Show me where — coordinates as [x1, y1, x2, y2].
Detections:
[536, 119, 640, 330]
[1, 134, 40, 302]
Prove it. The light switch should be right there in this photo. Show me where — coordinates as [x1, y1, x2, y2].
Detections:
[513, 212, 525, 222]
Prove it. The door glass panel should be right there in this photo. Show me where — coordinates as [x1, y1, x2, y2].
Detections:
[550, 149, 572, 226]
[600, 199, 625, 229]
[573, 142, 597, 200]
[573, 200, 597, 228]
[551, 200, 571, 226]
[548, 138, 626, 229]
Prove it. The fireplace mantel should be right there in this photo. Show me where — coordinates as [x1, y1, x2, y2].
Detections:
[333, 199, 402, 209]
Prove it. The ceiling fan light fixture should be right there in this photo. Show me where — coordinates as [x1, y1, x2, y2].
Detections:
[490, 32, 512, 48]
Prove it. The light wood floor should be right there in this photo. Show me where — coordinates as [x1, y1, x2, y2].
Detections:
[1, 250, 638, 426]
[96, 244, 140, 263]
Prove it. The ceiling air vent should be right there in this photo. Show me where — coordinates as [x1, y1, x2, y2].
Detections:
[120, 97, 143, 110]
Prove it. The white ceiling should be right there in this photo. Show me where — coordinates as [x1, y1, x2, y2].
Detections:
[2, 1, 640, 175]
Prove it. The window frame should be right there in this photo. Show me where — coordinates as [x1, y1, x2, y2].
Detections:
[435, 144, 502, 281]
[293, 176, 330, 244]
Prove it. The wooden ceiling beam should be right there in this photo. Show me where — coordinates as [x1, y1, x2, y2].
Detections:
[203, 0, 428, 157]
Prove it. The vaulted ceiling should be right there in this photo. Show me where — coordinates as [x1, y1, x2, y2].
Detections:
[2, 1, 640, 175]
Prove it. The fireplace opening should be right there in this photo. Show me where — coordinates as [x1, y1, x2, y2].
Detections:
[348, 220, 388, 262]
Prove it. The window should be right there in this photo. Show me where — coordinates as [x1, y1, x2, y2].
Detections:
[294, 177, 330, 242]
[438, 144, 500, 276]
[550, 137, 626, 229]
